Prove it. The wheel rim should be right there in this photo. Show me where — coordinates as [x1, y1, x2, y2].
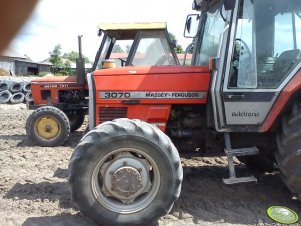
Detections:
[34, 116, 61, 140]
[92, 148, 160, 214]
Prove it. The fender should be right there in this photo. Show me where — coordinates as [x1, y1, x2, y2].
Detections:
[260, 70, 301, 132]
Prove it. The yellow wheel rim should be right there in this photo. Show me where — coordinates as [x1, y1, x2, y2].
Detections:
[35, 116, 60, 140]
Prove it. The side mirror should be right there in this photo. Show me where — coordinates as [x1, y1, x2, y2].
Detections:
[184, 14, 200, 38]
[224, 0, 236, 11]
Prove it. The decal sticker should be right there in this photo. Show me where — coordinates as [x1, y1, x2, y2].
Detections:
[39, 84, 79, 88]
[231, 111, 260, 118]
[99, 91, 206, 99]
[267, 206, 298, 224]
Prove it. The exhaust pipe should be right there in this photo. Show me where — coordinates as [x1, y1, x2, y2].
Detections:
[76, 35, 85, 85]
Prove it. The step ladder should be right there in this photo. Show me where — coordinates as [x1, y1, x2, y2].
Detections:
[223, 133, 259, 185]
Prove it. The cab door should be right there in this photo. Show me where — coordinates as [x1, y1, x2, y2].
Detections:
[221, 0, 276, 128]
[214, 0, 301, 131]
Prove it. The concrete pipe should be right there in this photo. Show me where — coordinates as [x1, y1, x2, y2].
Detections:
[10, 82, 23, 94]
[10, 92, 25, 104]
[25, 91, 33, 102]
[0, 90, 12, 104]
[0, 81, 10, 91]
[23, 81, 31, 93]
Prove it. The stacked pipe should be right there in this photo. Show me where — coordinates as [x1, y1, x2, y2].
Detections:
[0, 77, 33, 104]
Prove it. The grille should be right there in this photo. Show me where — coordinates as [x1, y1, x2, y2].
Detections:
[99, 107, 127, 123]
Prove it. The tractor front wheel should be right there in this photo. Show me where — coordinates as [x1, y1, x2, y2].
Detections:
[68, 118, 183, 226]
[26, 106, 70, 146]
[276, 103, 301, 199]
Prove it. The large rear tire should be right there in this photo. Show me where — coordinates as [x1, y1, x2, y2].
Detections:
[68, 118, 183, 226]
[26, 106, 70, 146]
[276, 103, 301, 199]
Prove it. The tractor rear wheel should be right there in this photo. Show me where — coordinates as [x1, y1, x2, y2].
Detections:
[276, 103, 301, 199]
[26, 106, 70, 146]
[68, 118, 183, 226]
[66, 111, 85, 132]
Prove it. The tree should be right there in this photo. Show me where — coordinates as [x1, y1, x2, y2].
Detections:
[49, 45, 73, 75]
[168, 33, 177, 42]
[49, 45, 63, 69]
[125, 45, 131, 53]
[175, 45, 184, 54]
[61, 60, 72, 75]
[63, 51, 91, 63]
[169, 33, 184, 54]
[112, 44, 124, 53]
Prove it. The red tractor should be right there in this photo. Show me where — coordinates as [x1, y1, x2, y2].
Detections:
[26, 22, 179, 146]
[27, 0, 301, 225]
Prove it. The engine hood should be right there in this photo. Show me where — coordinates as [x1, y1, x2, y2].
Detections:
[31, 75, 78, 83]
[93, 65, 209, 76]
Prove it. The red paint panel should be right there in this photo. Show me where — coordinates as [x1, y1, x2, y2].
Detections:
[260, 70, 301, 132]
[31, 76, 78, 83]
[128, 105, 171, 131]
[96, 104, 171, 131]
[94, 65, 209, 76]
[31, 76, 86, 105]
[94, 65, 211, 105]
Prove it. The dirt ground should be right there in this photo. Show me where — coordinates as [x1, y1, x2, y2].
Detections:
[0, 103, 300, 226]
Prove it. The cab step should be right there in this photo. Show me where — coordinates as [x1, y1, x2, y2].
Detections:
[223, 133, 259, 185]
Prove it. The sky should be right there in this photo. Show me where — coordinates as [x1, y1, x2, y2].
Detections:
[9, 0, 195, 62]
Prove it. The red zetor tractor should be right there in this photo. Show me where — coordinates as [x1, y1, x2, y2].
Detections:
[26, 22, 179, 146]
[27, 0, 301, 224]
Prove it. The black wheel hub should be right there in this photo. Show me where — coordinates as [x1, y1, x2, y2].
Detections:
[111, 166, 143, 197]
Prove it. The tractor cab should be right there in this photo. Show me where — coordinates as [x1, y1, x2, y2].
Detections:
[186, 0, 301, 131]
[92, 22, 179, 71]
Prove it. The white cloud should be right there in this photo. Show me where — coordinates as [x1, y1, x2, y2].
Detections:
[9, 0, 195, 61]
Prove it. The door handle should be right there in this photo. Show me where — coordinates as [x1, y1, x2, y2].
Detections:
[225, 94, 245, 100]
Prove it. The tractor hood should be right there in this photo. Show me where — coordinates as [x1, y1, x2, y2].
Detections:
[31, 76, 78, 83]
[93, 65, 209, 76]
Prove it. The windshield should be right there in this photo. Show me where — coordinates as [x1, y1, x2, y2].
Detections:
[132, 30, 178, 66]
[94, 28, 178, 70]
[194, 4, 227, 66]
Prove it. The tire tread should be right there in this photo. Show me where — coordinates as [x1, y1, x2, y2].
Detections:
[26, 106, 70, 146]
[68, 118, 183, 226]
[277, 103, 301, 198]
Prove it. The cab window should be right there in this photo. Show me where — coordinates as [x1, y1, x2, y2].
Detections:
[195, 4, 227, 66]
[132, 30, 178, 66]
[228, 0, 301, 89]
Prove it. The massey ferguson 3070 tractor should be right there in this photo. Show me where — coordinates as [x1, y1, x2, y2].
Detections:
[26, 0, 301, 225]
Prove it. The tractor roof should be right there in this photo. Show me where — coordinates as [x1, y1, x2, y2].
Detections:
[97, 22, 167, 40]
